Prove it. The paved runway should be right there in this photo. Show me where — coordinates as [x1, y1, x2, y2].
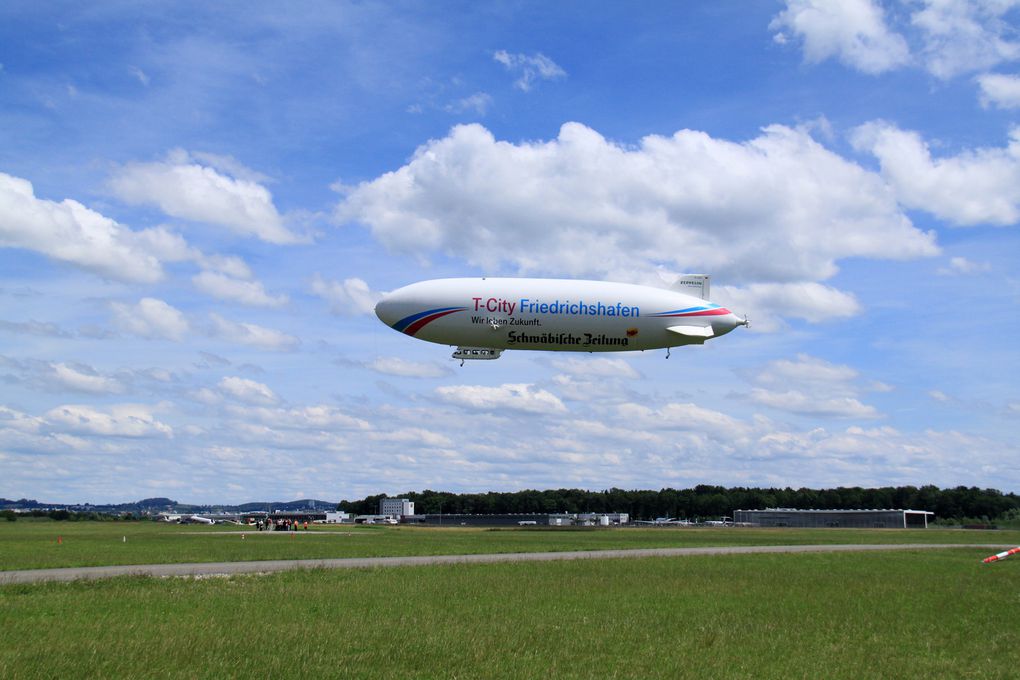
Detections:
[1, 543, 1007, 584]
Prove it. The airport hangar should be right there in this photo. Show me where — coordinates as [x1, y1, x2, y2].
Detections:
[733, 508, 934, 529]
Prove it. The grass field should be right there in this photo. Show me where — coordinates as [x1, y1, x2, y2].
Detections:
[2, 547, 1019, 679]
[2, 520, 1019, 571]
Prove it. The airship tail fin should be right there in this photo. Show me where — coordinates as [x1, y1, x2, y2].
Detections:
[672, 274, 710, 300]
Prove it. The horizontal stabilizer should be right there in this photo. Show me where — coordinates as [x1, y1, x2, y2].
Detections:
[667, 325, 715, 338]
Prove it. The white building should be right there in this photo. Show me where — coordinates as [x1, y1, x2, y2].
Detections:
[379, 498, 415, 518]
[576, 513, 630, 526]
[323, 511, 350, 524]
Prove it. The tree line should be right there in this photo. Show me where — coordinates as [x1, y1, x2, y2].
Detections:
[338, 485, 1020, 522]
[1, 509, 143, 522]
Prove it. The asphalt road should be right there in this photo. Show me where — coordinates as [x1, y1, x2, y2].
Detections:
[1, 543, 1009, 584]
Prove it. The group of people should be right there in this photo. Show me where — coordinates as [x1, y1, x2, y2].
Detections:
[253, 518, 309, 532]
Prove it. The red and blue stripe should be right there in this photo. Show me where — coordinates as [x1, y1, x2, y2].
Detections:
[392, 307, 467, 336]
[647, 304, 731, 318]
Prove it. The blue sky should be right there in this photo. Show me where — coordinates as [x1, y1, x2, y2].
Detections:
[2, 1, 1019, 504]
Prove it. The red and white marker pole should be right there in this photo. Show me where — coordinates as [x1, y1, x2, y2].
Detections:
[983, 547, 1020, 563]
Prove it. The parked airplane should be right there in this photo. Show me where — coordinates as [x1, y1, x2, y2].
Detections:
[634, 517, 693, 526]
[158, 513, 217, 524]
[375, 276, 747, 362]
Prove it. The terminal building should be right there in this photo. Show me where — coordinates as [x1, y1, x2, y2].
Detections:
[379, 498, 415, 518]
[732, 508, 934, 529]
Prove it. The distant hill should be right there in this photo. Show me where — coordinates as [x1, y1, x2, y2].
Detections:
[0, 497, 338, 514]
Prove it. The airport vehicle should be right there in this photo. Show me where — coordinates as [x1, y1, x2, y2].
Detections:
[375, 276, 747, 362]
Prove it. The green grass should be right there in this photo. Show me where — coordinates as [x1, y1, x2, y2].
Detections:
[2, 549, 1018, 679]
[2, 520, 1018, 571]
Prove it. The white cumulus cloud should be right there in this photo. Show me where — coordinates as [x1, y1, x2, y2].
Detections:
[977, 73, 1020, 109]
[749, 389, 879, 419]
[716, 282, 862, 331]
[311, 275, 383, 315]
[551, 357, 641, 379]
[207, 313, 299, 351]
[226, 404, 370, 431]
[369, 427, 452, 447]
[51, 363, 124, 394]
[218, 376, 278, 405]
[772, 0, 1020, 81]
[618, 402, 749, 439]
[0, 405, 44, 434]
[193, 271, 289, 308]
[108, 149, 301, 244]
[937, 256, 991, 275]
[911, 0, 1020, 79]
[755, 353, 860, 386]
[852, 121, 1020, 226]
[0, 171, 268, 289]
[747, 354, 882, 419]
[337, 123, 937, 293]
[0, 172, 164, 283]
[368, 357, 453, 378]
[435, 383, 567, 414]
[44, 404, 173, 438]
[770, 0, 911, 74]
[111, 298, 190, 341]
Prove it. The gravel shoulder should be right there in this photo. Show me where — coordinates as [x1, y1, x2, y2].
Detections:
[1, 543, 1010, 584]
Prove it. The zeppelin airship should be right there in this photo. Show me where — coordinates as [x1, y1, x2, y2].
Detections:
[374, 275, 747, 362]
